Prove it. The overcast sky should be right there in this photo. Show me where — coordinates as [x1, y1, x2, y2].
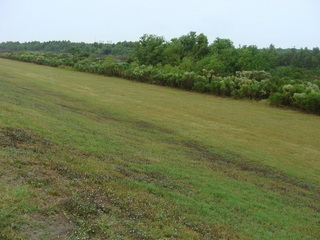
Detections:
[0, 0, 319, 48]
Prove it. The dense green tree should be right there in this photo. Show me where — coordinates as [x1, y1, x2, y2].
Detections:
[179, 31, 197, 57]
[196, 55, 226, 76]
[263, 44, 279, 68]
[194, 33, 209, 59]
[209, 38, 238, 75]
[134, 34, 166, 65]
[237, 45, 269, 71]
[162, 38, 183, 66]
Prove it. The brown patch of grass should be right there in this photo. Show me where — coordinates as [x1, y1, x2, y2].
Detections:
[0, 127, 52, 151]
[115, 166, 185, 190]
[24, 213, 75, 240]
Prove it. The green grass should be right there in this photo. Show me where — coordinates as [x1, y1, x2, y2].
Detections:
[0, 58, 319, 239]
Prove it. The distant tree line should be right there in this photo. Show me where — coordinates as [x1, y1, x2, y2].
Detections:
[0, 32, 319, 115]
[1, 33, 320, 71]
[0, 40, 135, 57]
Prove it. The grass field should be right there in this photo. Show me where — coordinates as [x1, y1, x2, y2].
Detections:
[0, 58, 319, 239]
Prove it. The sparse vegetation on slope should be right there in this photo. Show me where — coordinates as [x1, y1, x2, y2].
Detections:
[0, 59, 319, 239]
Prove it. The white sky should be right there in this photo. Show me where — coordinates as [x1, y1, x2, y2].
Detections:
[0, 0, 319, 48]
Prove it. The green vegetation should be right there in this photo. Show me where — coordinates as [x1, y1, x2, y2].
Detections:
[0, 40, 135, 56]
[0, 58, 319, 239]
[1, 32, 320, 115]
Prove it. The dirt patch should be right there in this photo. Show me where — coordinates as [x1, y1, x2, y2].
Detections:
[115, 166, 183, 190]
[53, 163, 114, 185]
[0, 127, 34, 147]
[0, 131, 13, 147]
[25, 213, 75, 240]
[64, 189, 112, 217]
[184, 221, 240, 240]
[0, 127, 52, 150]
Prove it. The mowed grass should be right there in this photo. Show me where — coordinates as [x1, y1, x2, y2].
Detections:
[0, 58, 319, 239]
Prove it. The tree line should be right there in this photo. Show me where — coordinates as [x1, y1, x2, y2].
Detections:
[0, 40, 135, 57]
[0, 32, 319, 115]
[1, 33, 320, 71]
[131, 32, 320, 73]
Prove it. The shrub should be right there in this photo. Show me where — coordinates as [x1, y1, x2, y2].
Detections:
[194, 80, 209, 93]
[303, 93, 320, 114]
[236, 71, 271, 81]
[269, 93, 285, 106]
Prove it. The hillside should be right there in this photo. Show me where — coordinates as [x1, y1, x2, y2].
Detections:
[0, 58, 319, 239]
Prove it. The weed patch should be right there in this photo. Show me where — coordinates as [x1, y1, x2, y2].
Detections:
[64, 189, 111, 217]
[0, 127, 52, 151]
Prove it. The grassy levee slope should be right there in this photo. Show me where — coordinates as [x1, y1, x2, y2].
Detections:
[0, 58, 319, 239]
